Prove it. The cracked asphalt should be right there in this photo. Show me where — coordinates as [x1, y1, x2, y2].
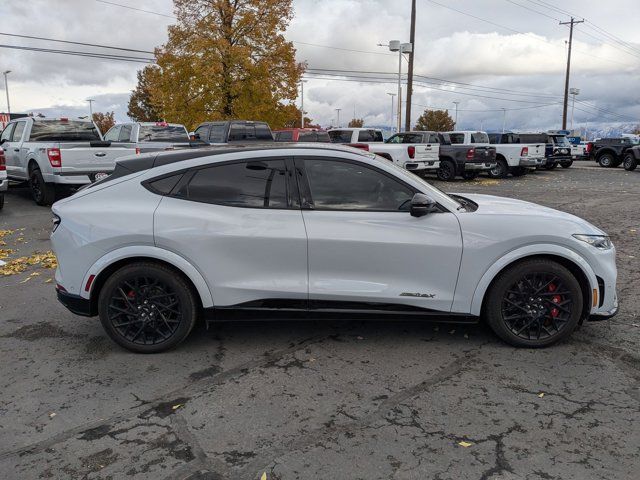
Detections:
[0, 163, 639, 480]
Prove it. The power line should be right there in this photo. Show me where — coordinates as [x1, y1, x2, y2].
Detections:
[0, 44, 155, 63]
[502, 0, 562, 22]
[94, 0, 175, 19]
[0, 31, 154, 54]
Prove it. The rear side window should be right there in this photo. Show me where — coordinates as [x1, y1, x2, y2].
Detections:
[119, 125, 133, 142]
[178, 160, 291, 208]
[428, 134, 439, 144]
[298, 131, 330, 142]
[448, 133, 465, 144]
[520, 134, 547, 143]
[228, 123, 273, 142]
[471, 133, 489, 143]
[275, 131, 293, 142]
[0, 123, 14, 142]
[488, 134, 500, 144]
[146, 173, 184, 195]
[139, 125, 188, 142]
[357, 130, 383, 142]
[328, 130, 353, 143]
[402, 133, 424, 144]
[104, 126, 120, 142]
[11, 121, 26, 141]
[29, 121, 102, 142]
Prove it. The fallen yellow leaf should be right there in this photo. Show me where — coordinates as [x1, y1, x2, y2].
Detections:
[172, 404, 183, 410]
[458, 441, 473, 448]
[538, 392, 545, 398]
[261, 473, 267, 480]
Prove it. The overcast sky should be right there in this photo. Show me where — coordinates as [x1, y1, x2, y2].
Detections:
[0, 0, 638, 132]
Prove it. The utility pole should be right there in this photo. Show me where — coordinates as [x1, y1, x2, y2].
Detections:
[3, 71, 11, 115]
[300, 81, 304, 128]
[87, 98, 95, 120]
[405, 0, 416, 132]
[452, 101, 459, 128]
[560, 17, 584, 130]
[335, 108, 341, 128]
[387, 93, 396, 131]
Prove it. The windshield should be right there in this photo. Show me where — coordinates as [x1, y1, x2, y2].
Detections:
[139, 125, 189, 142]
[29, 121, 102, 142]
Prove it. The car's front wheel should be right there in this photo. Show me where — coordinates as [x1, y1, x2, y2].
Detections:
[484, 259, 583, 347]
[98, 262, 198, 353]
[597, 153, 614, 168]
[436, 160, 456, 181]
[623, 154, 637, 171]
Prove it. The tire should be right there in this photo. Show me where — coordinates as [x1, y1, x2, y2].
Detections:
[0, 194, 4, 210]
[543, 161, 558, 170]
[436, 160, 456, 181]
[510, 167, 528, 177]
[488, 158, 508, 179]
[623, 154, 638, 171]
[597, 153, 615, 168]
[29, 168, 56, 206]
[484, 259, 583, 348]
[98, 262, 198, 353]
[560, 160, 573, 169]
[461, 171, 479, 180]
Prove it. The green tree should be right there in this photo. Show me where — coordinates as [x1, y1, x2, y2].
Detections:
[92, 111, 116, 134]
[348, 118, 364, 128]
[415, 109, 455, 132]
[139, 0, 304, 130]
[127, 66, 163, 122]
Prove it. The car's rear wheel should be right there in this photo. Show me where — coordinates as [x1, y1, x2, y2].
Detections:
[597, 153, 614, 168]
[484, 259, 583, 347]
[488, 158, 508, 179]
[623, 154, 637, 171]
[461, 171, 479, 180]
[30, 168, 56, 206]
[436, 160, 456, 181]
[560, 160, 573, 168]
[98, 262, 198, 353]
[0, 194, 4, 210]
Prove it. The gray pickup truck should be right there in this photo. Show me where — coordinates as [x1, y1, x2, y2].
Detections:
[436, 131, 497, 181]
[103, 122, 191, 153]
[0, 117, 136, 205]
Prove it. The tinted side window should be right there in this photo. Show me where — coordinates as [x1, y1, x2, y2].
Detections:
[276, 131, 293, 142]
[357, 130, 383, 142]
[179, 160, 290, 208]
[449, 133, 465, 144]
[146, 173, 184, 195]
[488, 134, 500, 144]
[303, 159, 413, 211]
[104, 126, 120, 142]
[428, 134, 440, 144]
[194, 125, 210, 141]
[328, 130, 353, 143]
[228, 124, 247, 141]
[471, 133, 489, 143]
[386, 134, 403, 144]
[1, 123, 14, 142]
[255, 124, 273, 141]
[119, 125, 133, 142]
[402, 133, 424, 143]
[11, 121, 26, 141]
[208, 125, 226, 143]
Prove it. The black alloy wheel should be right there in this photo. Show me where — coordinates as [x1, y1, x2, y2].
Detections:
[484, 259, 583, 347]
[98, 262, 197, 353]
[623, 154, 637, 171]
[436, 160, 456, 181]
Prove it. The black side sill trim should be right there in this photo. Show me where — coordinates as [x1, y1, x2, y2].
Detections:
[56, 290, 96, 317]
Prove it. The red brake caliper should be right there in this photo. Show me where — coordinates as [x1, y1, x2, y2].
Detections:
[549, 283, 560, 318]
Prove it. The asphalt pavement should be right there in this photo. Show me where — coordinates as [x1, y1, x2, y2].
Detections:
[0, 163, 638, 480]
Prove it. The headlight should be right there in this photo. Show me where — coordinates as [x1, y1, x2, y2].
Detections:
[572, 234, 612, 250]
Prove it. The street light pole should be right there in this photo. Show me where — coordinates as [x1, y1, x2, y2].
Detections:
[3, 71, 11, 115]
[452, 101, 459, 128]
[335, 108, 341, 128]
[569, 87, 580, 130]
[501, 108, 506, 133]
[387, 93, 396, 131]
[300, 80, 307, 128]
[87, 99, 95, 120]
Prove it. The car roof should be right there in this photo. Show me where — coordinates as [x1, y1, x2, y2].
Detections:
[111, 143, 372, 177]
[330, 127, 381, 131]
[197, 120, 270, 126]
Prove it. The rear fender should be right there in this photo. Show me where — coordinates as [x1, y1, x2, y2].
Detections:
[80, 245, 214, 307]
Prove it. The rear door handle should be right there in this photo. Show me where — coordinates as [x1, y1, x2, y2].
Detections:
[14, 148, 19, 152]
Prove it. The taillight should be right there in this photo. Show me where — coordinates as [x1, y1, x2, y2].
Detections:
[586, 143, 593, 153]
[0, 149, 5, 171]
[407, 146, 415, 159]
[47, 148, 62, 167]
[348, 143, 369, 151]
[466, 148, 475, 160]
[520, 146, 529, 157]
[135, 147, 141, 155]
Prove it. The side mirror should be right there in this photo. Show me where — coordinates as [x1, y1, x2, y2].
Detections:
[410, 193, 438, 217]
[189, 132, 199, 141]
[0, 139, 5, 145]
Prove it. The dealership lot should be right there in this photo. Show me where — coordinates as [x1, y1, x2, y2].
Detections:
[0, 165, 639, 479]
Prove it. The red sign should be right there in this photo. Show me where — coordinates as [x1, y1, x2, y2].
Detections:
[0, 114, 9, 130]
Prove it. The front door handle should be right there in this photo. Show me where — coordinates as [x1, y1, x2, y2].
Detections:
[14, 148, 19, 152]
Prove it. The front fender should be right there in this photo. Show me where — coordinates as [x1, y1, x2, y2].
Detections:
[80, 245, 214, 307]
[468, 243, 598, 316]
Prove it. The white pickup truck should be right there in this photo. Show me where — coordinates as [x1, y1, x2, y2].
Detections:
[327, 128, 440, 173]
[0, 117, 136, 205]
[487, 133, 546, 178]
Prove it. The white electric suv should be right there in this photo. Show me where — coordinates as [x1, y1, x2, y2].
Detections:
[51, 144, 617, 353]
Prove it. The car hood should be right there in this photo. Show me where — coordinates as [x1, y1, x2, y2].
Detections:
[455, 193, 605, 235]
